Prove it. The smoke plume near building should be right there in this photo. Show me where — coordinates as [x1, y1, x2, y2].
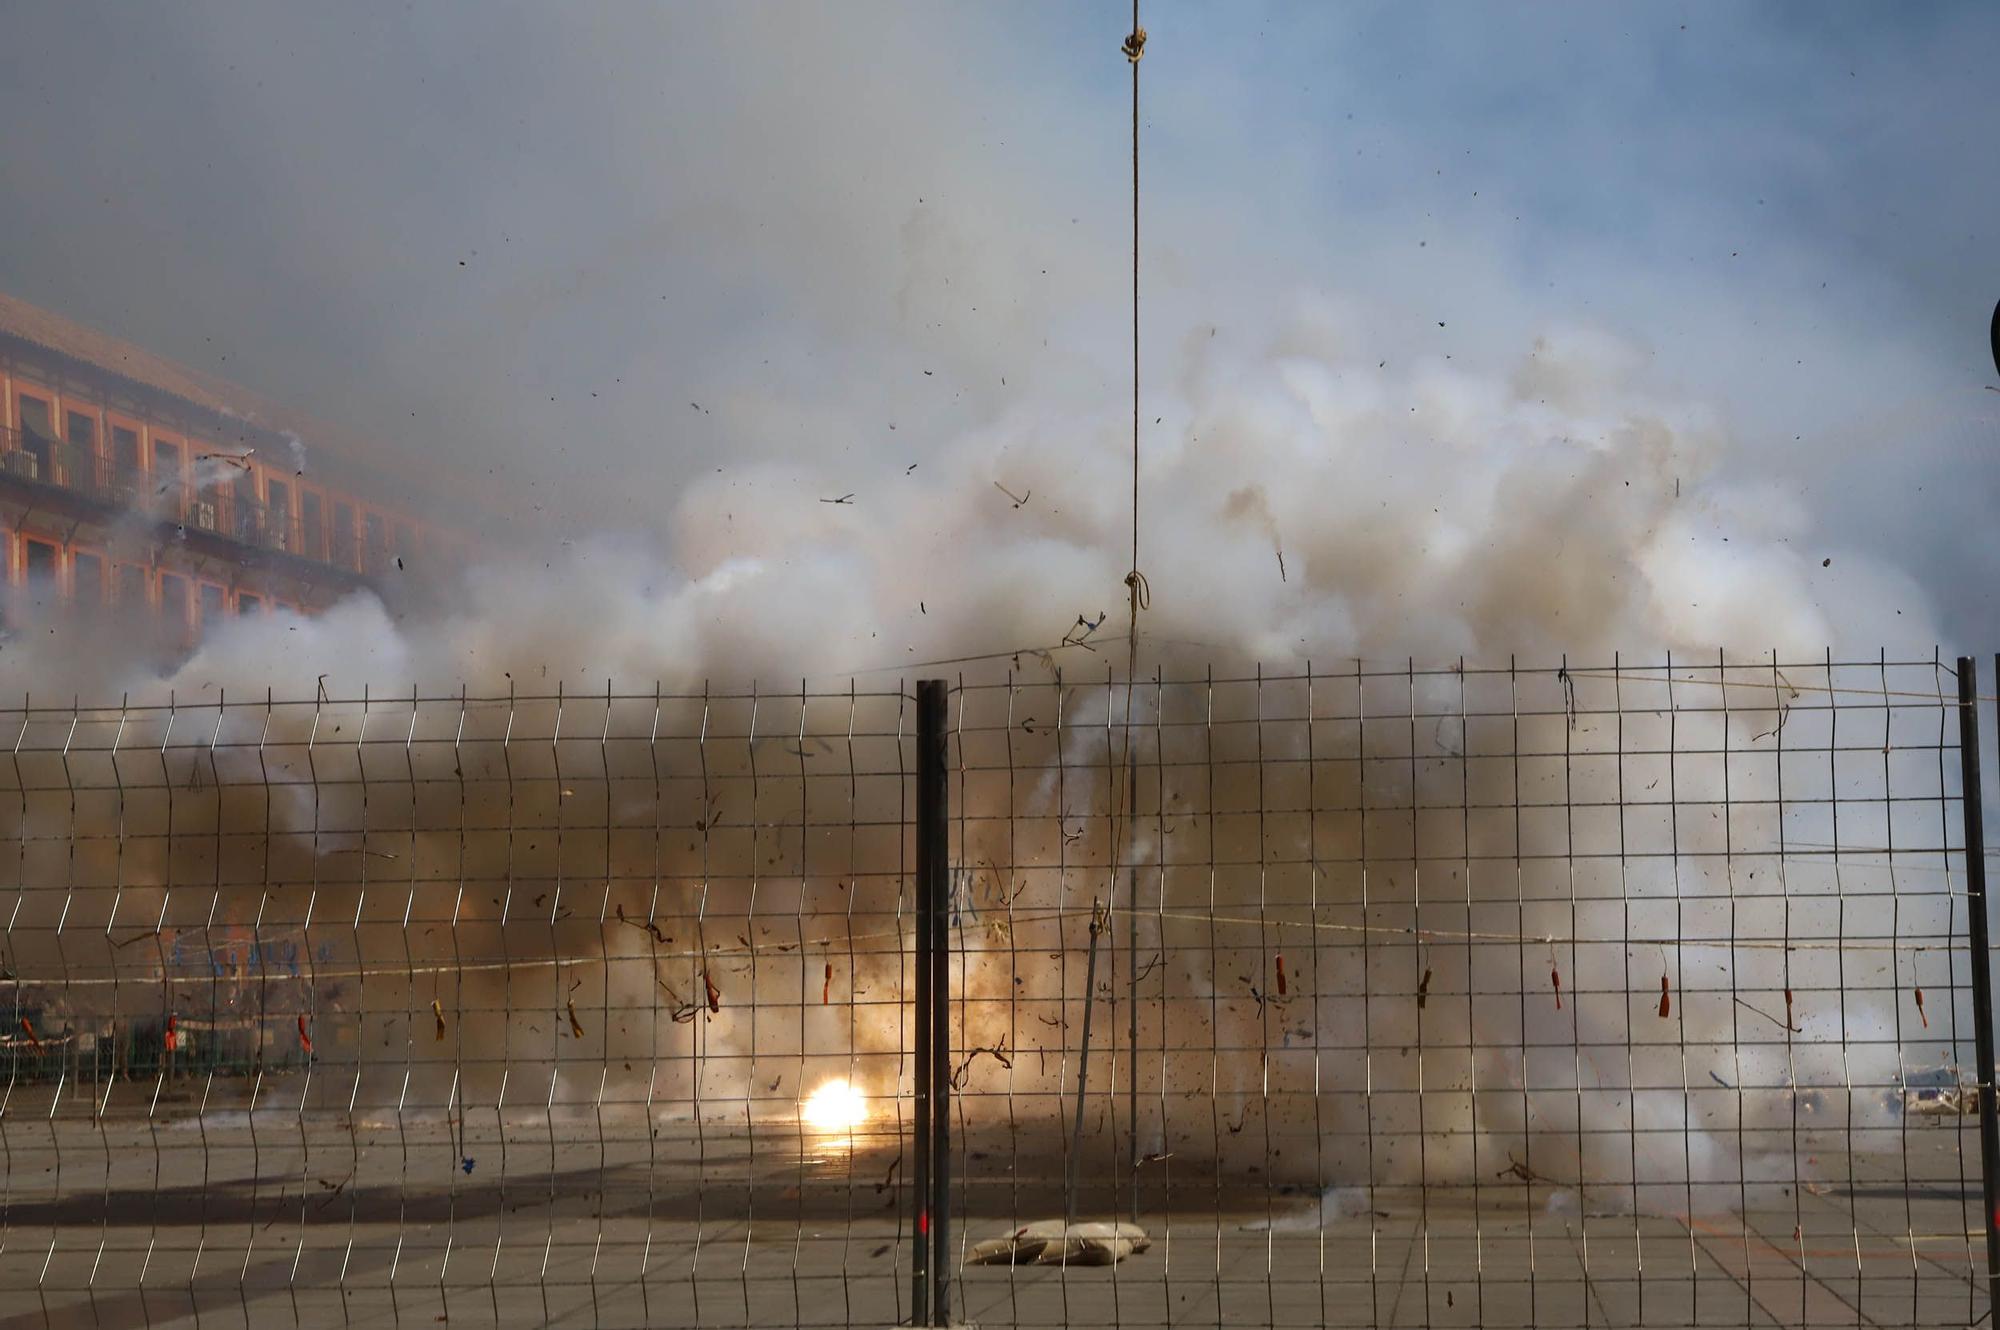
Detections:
[0, 319, 1957, 1221]
[0, 317, 1935, 702]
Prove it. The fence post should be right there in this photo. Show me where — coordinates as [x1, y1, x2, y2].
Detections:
[913, 679, 951, 1326]
[1957, 656, 2000, 1317]
[912, 686, 932, 1325]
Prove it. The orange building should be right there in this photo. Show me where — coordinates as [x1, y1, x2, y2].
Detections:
[0, 292, 476, 663]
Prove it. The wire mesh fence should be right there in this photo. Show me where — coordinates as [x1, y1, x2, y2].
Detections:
[0, 655, 1994, 1328]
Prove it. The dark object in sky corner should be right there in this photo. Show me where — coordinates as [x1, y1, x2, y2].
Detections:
[1990, 297, 1999, 379]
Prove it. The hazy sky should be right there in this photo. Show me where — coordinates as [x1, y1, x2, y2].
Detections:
[1, 2, 1995, 651]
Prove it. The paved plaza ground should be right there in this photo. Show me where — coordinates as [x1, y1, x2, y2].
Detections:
[0, 1083, 1988, 1329]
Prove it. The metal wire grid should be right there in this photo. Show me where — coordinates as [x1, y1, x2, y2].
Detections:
[0, 654, 1987, 1328]
[940, 654, 1985, 1329]
[0, 684, 923, 1328]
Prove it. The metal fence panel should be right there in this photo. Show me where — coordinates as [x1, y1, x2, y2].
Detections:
[0, 656, 1991, 1328]
[939, 656, 1986, 1329]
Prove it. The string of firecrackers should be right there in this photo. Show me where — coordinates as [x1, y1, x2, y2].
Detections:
[1560, 666, 1992, 708]
[4, 860, 1961, 1041]
[31, 937, 1950, 1058]
[3, 900, 1971, 997]
[19, 964, 1936, 1056]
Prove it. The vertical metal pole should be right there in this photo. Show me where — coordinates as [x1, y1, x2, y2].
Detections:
[925, 680, 953, 1326]
[1067, 897, 1106, 1227]
[916, 679, 950, 1325]
[1127, 743, 1141, 1216]
[911, 683, 934, 1323]
[1957, 656, 2000, 1318]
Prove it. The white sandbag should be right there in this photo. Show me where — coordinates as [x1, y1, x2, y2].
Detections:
[967, 1219, 1151, 1266]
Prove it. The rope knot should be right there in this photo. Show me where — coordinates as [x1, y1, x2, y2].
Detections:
[1124, 568, 1151, 611]
[1122, 28, 1147, 63]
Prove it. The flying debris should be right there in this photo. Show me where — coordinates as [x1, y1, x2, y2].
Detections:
[1062, 612, 1107, 648]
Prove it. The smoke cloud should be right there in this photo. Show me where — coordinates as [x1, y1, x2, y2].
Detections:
[0, 313, 1939, 703]
[0, 3, 1986, 1234]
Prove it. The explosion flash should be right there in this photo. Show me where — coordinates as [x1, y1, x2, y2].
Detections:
[801, 1078, 868, 1134]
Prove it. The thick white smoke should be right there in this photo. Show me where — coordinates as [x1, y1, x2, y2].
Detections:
[0, 302, 1947, 1225]
[0, 306, 1932, 704]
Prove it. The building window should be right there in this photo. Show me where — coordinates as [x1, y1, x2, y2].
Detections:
[197, 582, 226, 630]
[17, 396, 52, 439]
[364, 512, 388, 572]
[158, 573, 190, 635]
[152, 439, 183, 516]
[232, 469, 260, 541]
[332, 500, 356, 568]
[112, 426, 141, 493]
[22, 537, 58, 582]
[65, 411, 98, 491]
[265, 478, 292, 551]
[73, 551, 105, 605]
[236, 591, 262, 616]
[115, 564, 150, 608]
[300, 490, 325, 560]
[16, 396, 53, 478]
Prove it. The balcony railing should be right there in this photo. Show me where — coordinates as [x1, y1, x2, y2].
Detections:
[227, 496, 301, 554]
[0, 427, 353, 577]
[0, 427, 145, 503]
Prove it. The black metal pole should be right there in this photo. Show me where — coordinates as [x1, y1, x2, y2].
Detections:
[1128, 742, 1140, 1197]
[916, 679, 951, 1325]
[925, 680, 952, 1326]
[911, 683, 934, 1324]
[1067, 897, 1105, 1227]
[1958, 656, 2000, 1318]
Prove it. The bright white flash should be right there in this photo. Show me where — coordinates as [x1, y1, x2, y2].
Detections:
[801, 1078, 868, 1133]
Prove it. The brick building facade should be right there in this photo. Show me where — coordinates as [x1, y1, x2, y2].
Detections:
[0, 292, 473, 664]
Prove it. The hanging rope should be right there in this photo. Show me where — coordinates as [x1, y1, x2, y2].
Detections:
[1115, 2, 1148, 1194]
[1123, 5, 1145, 664]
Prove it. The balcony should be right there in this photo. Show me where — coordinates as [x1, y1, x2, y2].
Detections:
[0, 427, 363, 589]
[0, 428, 139, 503]
[226, 496, 303, 555]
